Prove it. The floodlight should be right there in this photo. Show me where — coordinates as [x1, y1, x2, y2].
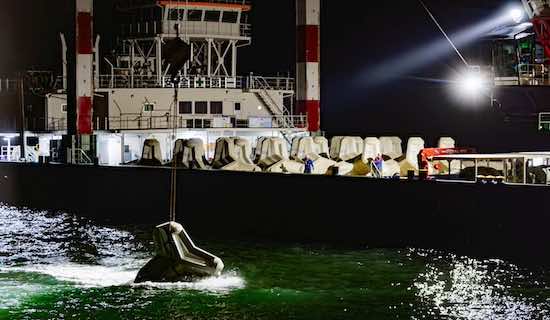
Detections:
[509, 7, 524, 24]
[459, 73, 484, 96]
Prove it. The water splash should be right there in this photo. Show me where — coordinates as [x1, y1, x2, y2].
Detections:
[133, 271, 246, 294]
[3, 263, 245, 294]
[4, 263, 141, 288]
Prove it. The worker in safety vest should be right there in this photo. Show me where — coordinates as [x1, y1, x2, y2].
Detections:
[304, 156, 314, 174]
[374, 154, 384, 174]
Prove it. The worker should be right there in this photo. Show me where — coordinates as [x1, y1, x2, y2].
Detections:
[304, 156, 314, 174]
[374, 154, 384, 175]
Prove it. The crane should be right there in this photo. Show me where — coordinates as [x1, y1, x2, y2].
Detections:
[522, 0, 550, 58]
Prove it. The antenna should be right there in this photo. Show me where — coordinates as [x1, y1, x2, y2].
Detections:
[418, 0, 469, 67]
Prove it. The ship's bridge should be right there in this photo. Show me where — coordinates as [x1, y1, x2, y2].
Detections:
[117, 0, 251, 41]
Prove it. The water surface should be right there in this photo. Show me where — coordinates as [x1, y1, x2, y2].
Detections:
[0, 205, 549, 319]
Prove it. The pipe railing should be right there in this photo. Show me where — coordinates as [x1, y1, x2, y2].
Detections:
[44, 114, 307, 131]
[95, 74, 294, 91]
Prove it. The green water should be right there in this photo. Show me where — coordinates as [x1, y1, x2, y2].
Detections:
[0, 206, 549, 319]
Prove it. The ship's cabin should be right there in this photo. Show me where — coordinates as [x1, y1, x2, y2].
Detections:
[116, 0, 251, 39]
[487, 23, 549, 86]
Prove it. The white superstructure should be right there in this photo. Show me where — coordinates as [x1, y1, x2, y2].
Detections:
[41, 0, 306, 165]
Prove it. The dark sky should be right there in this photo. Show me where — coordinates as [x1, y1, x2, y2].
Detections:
[1, 0, 541, 151]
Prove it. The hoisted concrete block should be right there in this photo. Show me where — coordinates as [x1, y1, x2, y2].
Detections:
[399, 137, 425, 176]
[138, 139, 163, 166]
[135, 222, 224, 283]
[380, 136, 403, 160]
[213, 137, 260, 172]
[173, 139, 208, 169]
[330, 136, 364, 162]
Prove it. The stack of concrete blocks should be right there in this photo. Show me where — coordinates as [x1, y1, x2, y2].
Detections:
[213, 137, 260, 172]
[255, 137, 304, 174]
[399, 137, 425, 176]
[172, 139, 208, 169]
[291, 137, 336, 174]
[329, 136, 364, 176]
[138, 139, 163, 166]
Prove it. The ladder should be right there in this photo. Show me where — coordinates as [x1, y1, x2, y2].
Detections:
[251, 76, 294, 128]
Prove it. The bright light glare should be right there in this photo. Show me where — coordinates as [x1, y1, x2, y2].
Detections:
[460, 74, 484, 96]
[509, 8, 524, 23]
[451, 68, 488, 104]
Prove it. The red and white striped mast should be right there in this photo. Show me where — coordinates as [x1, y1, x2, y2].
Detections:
[296, 0, 321, 133]
[75, 0, 94, 135]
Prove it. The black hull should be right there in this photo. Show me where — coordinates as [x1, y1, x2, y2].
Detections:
[0, 162, 549, 267]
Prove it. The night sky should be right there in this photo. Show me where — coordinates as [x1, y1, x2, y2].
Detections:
[1, 0, 544, 151]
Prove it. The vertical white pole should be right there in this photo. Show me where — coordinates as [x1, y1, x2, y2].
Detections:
[157, 37, 163, 84]
[7, 139, 11, 161]
[60, 33, 68, 91]
[232, 40, 237, 77]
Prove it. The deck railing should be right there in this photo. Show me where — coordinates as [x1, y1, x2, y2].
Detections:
[0, 79, 18, 94]
[539, 112, 550, 131]
[493, 64, 550, 86]
[96, 74, 294, 91]
[45, 114, 307, 131]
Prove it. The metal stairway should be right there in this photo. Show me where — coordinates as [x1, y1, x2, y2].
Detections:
[251, 77, 294, 129]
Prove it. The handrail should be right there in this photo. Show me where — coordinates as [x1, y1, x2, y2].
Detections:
[94, 74, 294, 91]
[72, 148, 93, 165]
[0, 79, 19, 94]
[250, 76, 293, 127]
[539, 112, 550, 131]
[44, 114, 307, 131]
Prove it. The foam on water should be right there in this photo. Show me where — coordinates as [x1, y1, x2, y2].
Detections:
[5, 263, 140, 287]
[132, 271, 246, 294]
[2, 263, 245, 294]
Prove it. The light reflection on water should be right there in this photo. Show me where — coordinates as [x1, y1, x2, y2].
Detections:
[0, 205, 549, 319]
[414, 253, 550, 319]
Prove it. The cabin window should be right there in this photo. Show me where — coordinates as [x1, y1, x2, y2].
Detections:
[234, 102, 241, 111]
[61, 104, 67, 113]
[187, 10, 203, 22]
[195, 101, 208, 114]
[143, 103, 155, 112]
[222, 11, 238, 23]
[179, 101, 193, 114]
[210, 101, 223, 114]
[205, 11, 221, 22]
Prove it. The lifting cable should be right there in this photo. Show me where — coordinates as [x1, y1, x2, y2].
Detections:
[169, 76, 179, 224]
